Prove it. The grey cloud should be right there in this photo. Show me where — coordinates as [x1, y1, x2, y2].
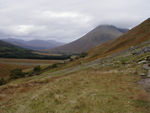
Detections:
[0, 0, 150, 42]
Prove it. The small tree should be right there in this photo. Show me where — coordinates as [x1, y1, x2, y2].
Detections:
[51, 63, 58, 68]
[33, 65, 41, 72]
[120, 57, 128, 65]
[33, 65, 41, 75]
[69, 58, 74, 61]
[80, 52, 88, 58]
[10, 68, 25, 79]
[0, 78, 6, 85]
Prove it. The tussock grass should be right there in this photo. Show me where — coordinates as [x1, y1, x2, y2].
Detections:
[0, 65, 149, 113]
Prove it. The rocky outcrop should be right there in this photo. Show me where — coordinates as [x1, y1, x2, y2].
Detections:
[133, 46, 150, 55]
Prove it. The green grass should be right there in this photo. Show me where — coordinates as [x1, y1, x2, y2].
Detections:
[0, 63, 150, 113]
[1, 18, 150, 113]
[1, 48, 150, 112]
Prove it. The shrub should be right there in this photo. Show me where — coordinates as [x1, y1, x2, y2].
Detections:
[80, 52, 88, 58]
[51, 63, 58, 68]
[70, 58, 74, 61]
[120, 59, 127, 64]
[120, 57, 129, 65]
[0, 78, 6, 85]
[32, 65, 42, 75]
[33, 65, 41, 72]
[10, 68, 25, 79]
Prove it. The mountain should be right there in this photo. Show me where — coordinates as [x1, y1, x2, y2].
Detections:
[0, 40, 34, 58]
[1, 19, 150, 113]
[47, 25, 128, 54]
[0, 40, 69, 60]
[86, 18, 150, 61]
[2, 38, 64, 50]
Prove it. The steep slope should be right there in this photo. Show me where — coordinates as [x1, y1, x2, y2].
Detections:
[48, 25, 128, 54]
[86, 18, 150, 60]
[2, 38, 64, 50]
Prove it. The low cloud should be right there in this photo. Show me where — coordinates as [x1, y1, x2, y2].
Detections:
[0, 0, 149, 42]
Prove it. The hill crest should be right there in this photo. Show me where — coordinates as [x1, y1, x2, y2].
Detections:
[47, 25, 128, 54]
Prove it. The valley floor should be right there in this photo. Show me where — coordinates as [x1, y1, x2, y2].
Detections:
[0, 58, 62, 79]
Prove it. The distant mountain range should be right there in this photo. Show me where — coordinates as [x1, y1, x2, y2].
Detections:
[0, 40, 37, 59]
[0, 40, 70, 59]
[1, 38, 65, 50]
[47, 25, 128, 54]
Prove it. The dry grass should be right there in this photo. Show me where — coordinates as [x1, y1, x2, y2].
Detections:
[85, 18, 150, 62]
[0, 63, 27, 79]
[33, 51, 62, 56]
[0, 65, 150, 113]
[0, 58, 63, 79]
[1, 18, 150, 112]
[0, 58, 62, 64]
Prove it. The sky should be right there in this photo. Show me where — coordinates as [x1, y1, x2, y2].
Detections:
[0, 0, 149, 42]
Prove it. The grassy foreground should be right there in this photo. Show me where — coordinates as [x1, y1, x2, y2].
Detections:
[0, 61, 150, 113]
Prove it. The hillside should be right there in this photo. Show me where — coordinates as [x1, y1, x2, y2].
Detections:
[2, 38, 64, 50]
[1, 35, 150, 112]
[0, 40, 33, 58]
[0, 40, 69, 60]
[1, 19, 150, 113]
[48, 25, 128, 54]
[86, 18, 150, 61]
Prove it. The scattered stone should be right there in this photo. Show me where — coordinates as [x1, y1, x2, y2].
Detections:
[138, 78, 150, 92]
[140, 73, 146, 76]
[143, 64, 150, 70]
[132, 46, 150, 56]
[143, 46, 150, 53]
[138, 60, 147, 64]
[146, 56, 150, 61]
[147, 70, 150, 78]
[130, 46, 136, 51]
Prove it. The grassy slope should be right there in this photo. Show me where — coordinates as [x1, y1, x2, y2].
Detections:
[86, 18, 150, 61]
[1, 19, 150, 112]
[0, 50, 150, 113]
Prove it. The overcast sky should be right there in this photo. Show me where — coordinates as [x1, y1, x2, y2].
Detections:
[0, 0, 149, 42]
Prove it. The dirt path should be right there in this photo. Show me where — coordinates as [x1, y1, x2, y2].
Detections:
[139, 63, 150, 92]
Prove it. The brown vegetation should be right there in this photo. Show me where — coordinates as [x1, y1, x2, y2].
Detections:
[86, 18, 150, 61]
[0, 58, 62, 79]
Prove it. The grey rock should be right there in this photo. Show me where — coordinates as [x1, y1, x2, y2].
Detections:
[138, 60, 147, 64]
[143, 46, 150, 53]
[132, 46, 150, 56]
[143, 64, 150, 70]
[140, 73, 146, 76]
[147, 70, 150, 77]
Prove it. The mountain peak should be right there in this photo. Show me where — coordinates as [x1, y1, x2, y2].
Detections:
[95, 25, 128, 33]
[87, 18, 150, 60]
[47, 25, 128, 54]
